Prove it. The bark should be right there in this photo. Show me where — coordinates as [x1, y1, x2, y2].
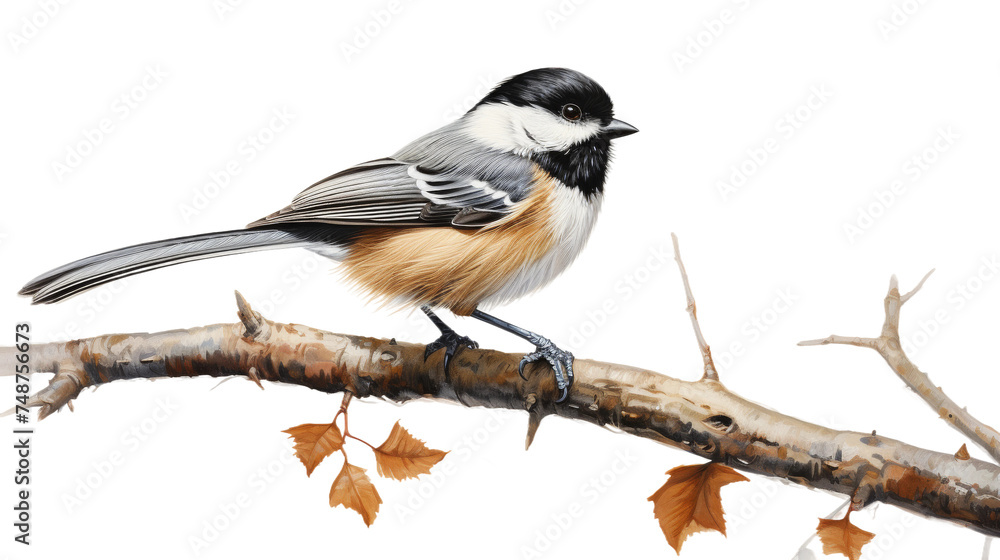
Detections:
[4, 292, 1000, 539]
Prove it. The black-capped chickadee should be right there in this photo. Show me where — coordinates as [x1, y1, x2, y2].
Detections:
[20, 67, 638, 402]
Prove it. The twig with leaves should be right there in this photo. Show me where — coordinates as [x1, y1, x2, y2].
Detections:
[4, 241, 1000, 559]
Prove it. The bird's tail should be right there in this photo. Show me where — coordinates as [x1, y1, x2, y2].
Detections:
[19, 226, 356, 304]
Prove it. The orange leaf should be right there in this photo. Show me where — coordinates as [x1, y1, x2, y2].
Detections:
[283, 422, 344, 476]
[647, 462, 749, 554]
[374, 421, 448, 480]
[816, 510, 874, 560]
[329, 462, 382, 526]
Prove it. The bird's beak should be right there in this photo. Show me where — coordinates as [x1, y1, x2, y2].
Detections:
[602, 119, 639, 139]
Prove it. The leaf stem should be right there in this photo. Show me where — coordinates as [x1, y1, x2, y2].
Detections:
[347, 434, 376, 449]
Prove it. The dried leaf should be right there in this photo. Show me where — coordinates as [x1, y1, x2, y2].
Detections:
[816, 510, 875, 560]
[374, 421, 448, 480]
[283, 422, 344, 476]
[329, 462, 382, 526]
[955, 443, 971, 460]
[648, 462, 749, 553]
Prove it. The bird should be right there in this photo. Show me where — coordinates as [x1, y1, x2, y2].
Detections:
[20, 67, 638, 402]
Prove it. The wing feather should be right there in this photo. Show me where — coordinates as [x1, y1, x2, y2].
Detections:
[248, 125, 533, 229]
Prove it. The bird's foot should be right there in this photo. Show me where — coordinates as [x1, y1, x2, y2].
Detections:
[518, 337, 574, 403]
[424, 329, 478, 373]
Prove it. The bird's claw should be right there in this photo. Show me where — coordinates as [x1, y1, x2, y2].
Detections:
[424, 331, 478, 373]
[518, 340, 574, 403]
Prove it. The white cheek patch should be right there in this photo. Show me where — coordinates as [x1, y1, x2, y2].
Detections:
[465, 103, 602, 154]
[517, 106, 603, 152]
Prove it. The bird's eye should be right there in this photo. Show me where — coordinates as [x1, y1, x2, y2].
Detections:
[561, 103, 582, 121]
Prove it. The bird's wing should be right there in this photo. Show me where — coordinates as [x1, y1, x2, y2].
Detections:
[247, 154, 531, 229]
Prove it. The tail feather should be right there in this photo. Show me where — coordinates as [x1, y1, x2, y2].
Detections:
[20, 226, 356, 304]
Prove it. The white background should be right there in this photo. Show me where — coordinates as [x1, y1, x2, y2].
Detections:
[2, 1, 1000, 559]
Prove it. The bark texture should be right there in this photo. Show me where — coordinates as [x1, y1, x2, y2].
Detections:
[5, 293, 1000, 538]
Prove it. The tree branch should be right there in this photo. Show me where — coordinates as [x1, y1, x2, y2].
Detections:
[4, 292, 1000, 538]
[800, 271, 1000, 464]
[672, 233, 718, 381]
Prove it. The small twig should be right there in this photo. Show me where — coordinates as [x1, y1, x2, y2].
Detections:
[337, 396, 373, 449]
[800, 271, 1000, 464]
[798, 335, 877, 348]
[671, 233, 719, 382]
[247, 366, 265, 390]
[900, 269, 934, 304]
[235, 290, 270, 340]
[333, 391, 353, 431]
[347, 434, 376, 450]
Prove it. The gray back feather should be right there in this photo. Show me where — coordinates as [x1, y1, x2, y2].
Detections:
[248, 119, 536, 229]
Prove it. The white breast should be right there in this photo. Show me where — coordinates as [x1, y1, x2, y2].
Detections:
[480, 181, 602, 308]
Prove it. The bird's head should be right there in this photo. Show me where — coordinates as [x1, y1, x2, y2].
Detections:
[464, 68, 637, 196]
[466, 67, 637, 154]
